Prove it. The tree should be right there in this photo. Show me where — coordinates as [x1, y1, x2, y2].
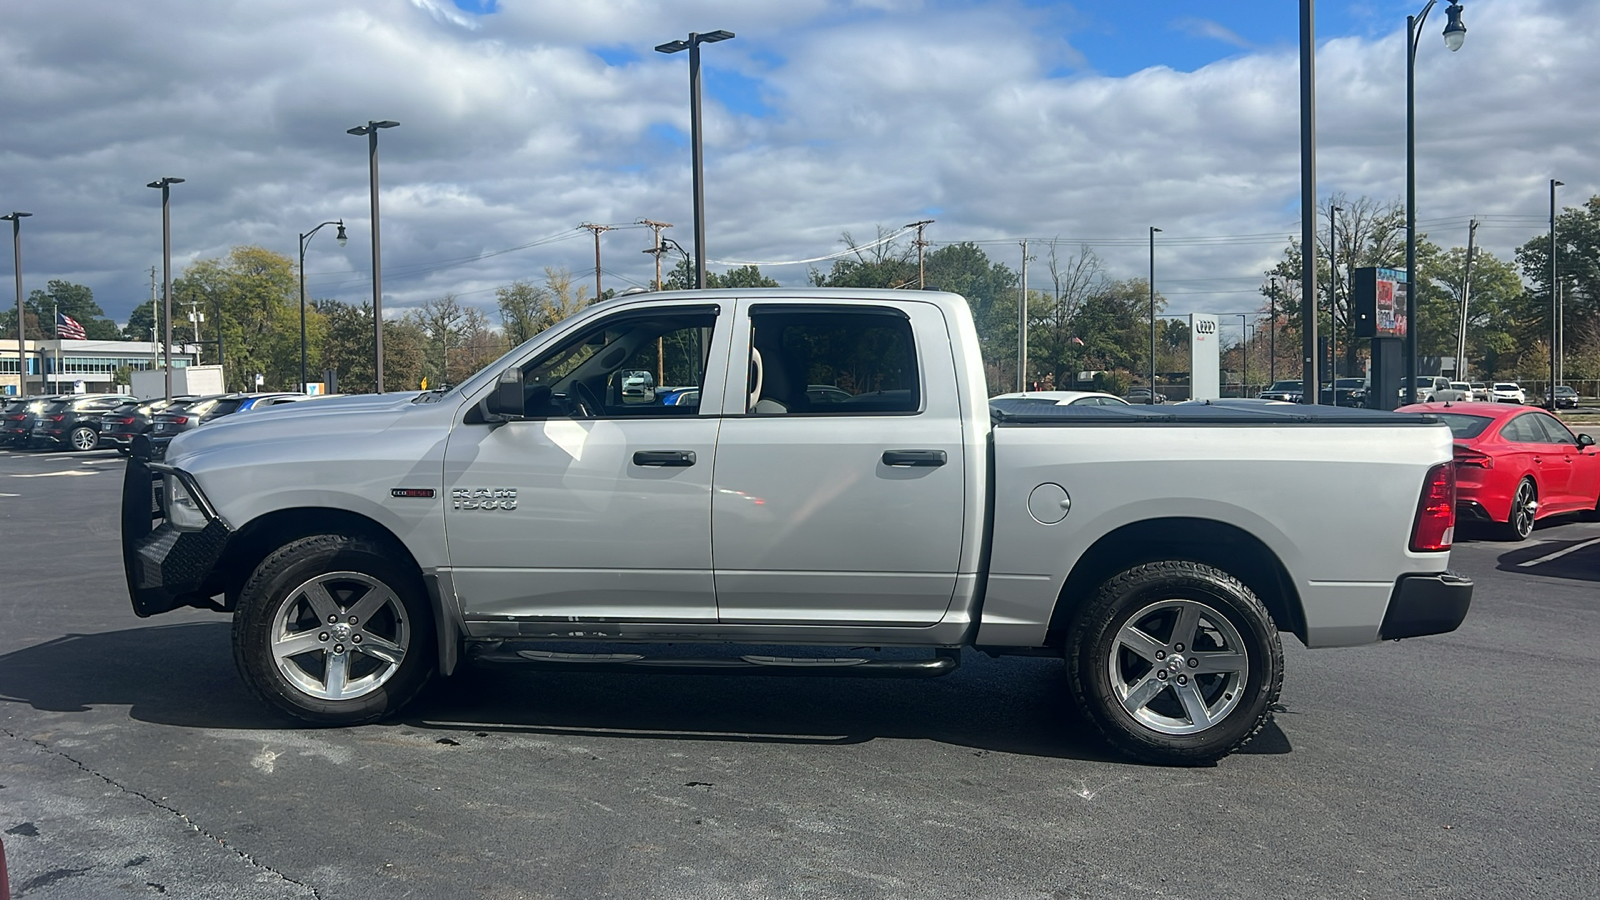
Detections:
[1515, 194, 1600, 381]
[409, 294, 465, 388]
[663, 258, 780, 290]
[23, 280, 121, 340]
[453, 307, 507, 384]
[175, 246, 301, 391]
[496, 280, 545, 347]
[1027, 244, 1103, 391]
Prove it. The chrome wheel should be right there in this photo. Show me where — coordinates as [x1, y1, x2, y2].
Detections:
[70, 426, 98, 452]
[1107, 597, 1249, 736]
[270, 571, 410, 701]
[1508, 479, 1537, 540]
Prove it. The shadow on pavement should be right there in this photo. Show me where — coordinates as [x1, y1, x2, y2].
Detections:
[0, 623, 1292, 764]
[1495, 535, 1600, 583]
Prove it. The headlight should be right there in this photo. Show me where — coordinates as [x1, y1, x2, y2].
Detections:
[164, 475, 210, 531]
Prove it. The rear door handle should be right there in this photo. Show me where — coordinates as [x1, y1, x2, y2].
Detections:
[632, 450, 696, 467]
[882, 449, 947, 467]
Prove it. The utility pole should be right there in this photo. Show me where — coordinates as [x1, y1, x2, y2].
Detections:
[1269, 275, 1278, 384]
[1456, 218, 1477, 380]
[1329, 205, 1341, 387]
[1017, 239, 1031, 392]
[1299, 0, 1319, 404]
[579, 223, 615, 300]
[906, 219, 934, 289]
[638, 219, 673, 289]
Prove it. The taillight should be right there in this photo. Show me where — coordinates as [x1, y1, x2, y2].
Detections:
[48, 414, 65, 422]
[1453, 447, 1493, 469]
[112, 417, 136, 425]
[171, 416, 189, 425]
[1410, 462, 1456, 552]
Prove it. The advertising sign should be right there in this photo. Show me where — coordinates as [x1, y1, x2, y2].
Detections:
[1353, 267, 1409, 339]
[1190, 313, 1220, 400]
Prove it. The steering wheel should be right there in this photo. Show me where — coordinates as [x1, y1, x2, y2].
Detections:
[571, 381, 602, 418]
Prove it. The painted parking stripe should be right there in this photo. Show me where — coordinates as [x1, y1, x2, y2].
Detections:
[1517, 537, 1600, 568]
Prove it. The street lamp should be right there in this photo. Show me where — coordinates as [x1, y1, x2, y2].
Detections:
[655, 29, 735, 290]
[1237, 313, 1250, 397]
[1404, 1, 1467, 404]
[1548, 176, 1561, 406]
[298, 220, 347, 394]
[347, 120, 399, 392]
[1148, 226, 1161, 404]
[147, 177, 185, 402]
[1, 211, 30, 397]
[1329, 205, 1341, 384]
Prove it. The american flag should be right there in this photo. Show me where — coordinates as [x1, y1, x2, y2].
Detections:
[56, 312, 87, 340]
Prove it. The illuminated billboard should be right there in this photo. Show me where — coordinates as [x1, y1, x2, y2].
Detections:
[1353, 267, 1409, 339]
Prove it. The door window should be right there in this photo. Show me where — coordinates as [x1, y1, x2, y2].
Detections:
[514, 309, 717, 419]
[745, 308, 920, 415]
[1500, 414, 1546, 444]
[1531, 413, 1577, 446]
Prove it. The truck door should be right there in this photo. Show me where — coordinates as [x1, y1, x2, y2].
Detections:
[710, 301, 967, 626]
[443, 304, 728, 622]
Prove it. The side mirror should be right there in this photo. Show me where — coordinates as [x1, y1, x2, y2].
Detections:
[484, 368, 526, 421]
[1579, 433, 1595, 448]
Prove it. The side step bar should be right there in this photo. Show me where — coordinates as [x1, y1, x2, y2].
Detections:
[467, 644, 961, 678]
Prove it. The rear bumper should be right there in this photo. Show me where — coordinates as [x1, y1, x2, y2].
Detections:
[1379, 571, 1473, 640]
[121, 455, 230, 617]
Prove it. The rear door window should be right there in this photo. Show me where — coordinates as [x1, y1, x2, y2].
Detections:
[1500, 414, 1545, 444]
[746, 307, 920, 415]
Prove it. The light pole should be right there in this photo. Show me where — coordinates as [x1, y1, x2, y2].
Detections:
[1148, 226, 1161, 403]
[347, 120, 399, 392]
[1237, 314, 1250, 396]
[1404, 1, 1468, 404]
[1300, 0, 1319, 405]
[655, 30, 735, 290]
[299, 220, 347, 394]
[2, 211, 30, 397]
[1269, 275, 1278, 384]
[1548, 176, 1561, 405]
[1329, 205, 1341, 386]
[147, 177, 184, 402]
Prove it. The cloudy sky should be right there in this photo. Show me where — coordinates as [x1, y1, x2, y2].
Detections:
[1, 0, 1594, 332]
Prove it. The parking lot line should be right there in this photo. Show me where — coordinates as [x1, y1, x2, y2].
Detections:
[1516, 536, 1600, 568]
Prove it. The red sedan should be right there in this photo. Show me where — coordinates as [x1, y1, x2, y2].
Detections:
[1398, 401, 1600, 540]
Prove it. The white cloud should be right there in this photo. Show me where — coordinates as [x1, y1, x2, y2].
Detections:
[0, 0, 1593, 329]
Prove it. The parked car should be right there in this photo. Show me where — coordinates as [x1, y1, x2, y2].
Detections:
[1431, 381, 1475, 403]
[1124, 387, 1168, 403]
[1398, 400, 1600, 540]
[1491, 382, 1526, 404]
[101, 397, 197, 454]
[1399, 376, 1451, 403]
[991, 390, 1131, 407]
[1258, 380, 1303, 402]
[126, 287, 1471, 766]
[29, 394, 137, 451]
[1318, 378, 1369, 407]
[1469, 382, 1491, 401]
[147, 393, 303, 451]
[1, 395, 66, 448]
[1547, 385, 1580, 409]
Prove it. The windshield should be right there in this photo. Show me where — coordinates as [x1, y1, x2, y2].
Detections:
[1494, 383, 1518, 391]
[1267, 381, 1301, 391]
[1435, 413, 1493, 439]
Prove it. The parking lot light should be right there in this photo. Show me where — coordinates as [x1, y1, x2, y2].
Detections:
[2, 212, 32, 399]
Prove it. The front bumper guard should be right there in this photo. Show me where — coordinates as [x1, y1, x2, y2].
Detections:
[1380, 571, 1473, 640]
[121, 454, 231, 617]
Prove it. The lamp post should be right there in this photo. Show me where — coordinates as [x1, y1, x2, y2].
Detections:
[147, 177, 185, 402]
[1329, 205, 1341, 386]
[1548, 176, 1561, 405]
[1237, 314, 1250, 397]
[2, 212, 31, 399]
[1404, 1, 1467, 404]
[655, 30, 735, 290]
[299, 220, 347, 394]
[1269, 275, 1278, 384]
[1299, 0, 1319, 405]
[1148, 227, 1161, 404]
[347, 120, 399, 392]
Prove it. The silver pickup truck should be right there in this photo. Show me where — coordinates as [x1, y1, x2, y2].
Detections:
[122, 289, 1471, 764]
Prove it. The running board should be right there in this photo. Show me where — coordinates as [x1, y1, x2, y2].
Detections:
[467, 644, 960, 678]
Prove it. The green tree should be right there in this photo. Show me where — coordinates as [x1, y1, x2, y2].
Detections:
[24, 280, 121, 340]
[663, 259, 781, 290]
[174, 246, 301, 391]
[1516, 194, 1599, 381]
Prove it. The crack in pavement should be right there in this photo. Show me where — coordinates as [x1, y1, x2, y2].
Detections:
[1, 726, 323, 900]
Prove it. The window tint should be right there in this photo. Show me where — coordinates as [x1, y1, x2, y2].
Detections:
[1532, 414, 1576, 445]
[516, 309, 716, 419]
[1499, 414, 1545, 444]
[747, 308, 919, 415]
[1434, 414, 1492, 439]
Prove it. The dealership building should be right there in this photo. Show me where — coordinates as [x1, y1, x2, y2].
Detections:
[1, 338, 199, 396]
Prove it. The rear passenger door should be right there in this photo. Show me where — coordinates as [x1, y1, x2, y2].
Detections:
[709, 301, 967, 627]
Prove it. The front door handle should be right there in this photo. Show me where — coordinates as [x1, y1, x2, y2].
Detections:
[633, 450, 697, 467]
[882, 449, 947, 468]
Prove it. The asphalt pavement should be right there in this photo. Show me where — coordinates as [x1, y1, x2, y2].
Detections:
[1, 445, 1598, 899]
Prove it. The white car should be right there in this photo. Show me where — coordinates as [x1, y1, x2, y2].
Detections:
[990, 390, 1130, 407]
[1491, 382, 1526, 404]
[1433, 381, 1475, 402]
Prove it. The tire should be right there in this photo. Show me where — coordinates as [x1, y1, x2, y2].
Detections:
[233, 534, 435, 725]
[1067, 561, 1283, 765]
[69, 425, 99, 452]
[1498, 478, 1538, 541]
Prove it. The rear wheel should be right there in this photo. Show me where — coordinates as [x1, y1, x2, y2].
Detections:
[1067, 561, 1282, 765]
[233, 534, 435, 725]
[69, 426, 98, 452]
[1499, 478, 1537, 541]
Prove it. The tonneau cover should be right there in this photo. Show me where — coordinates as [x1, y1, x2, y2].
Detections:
[990, 398, 1439, 427]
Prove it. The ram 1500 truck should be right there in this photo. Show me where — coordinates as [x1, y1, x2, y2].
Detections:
[122, 289, 1471, 764]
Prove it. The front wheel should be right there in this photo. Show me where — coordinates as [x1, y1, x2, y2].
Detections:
[233, 534, 435, 725]
[1067, 561, 1283, 765]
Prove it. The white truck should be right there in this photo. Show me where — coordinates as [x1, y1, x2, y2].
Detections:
[122, 289, 1471, 764]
